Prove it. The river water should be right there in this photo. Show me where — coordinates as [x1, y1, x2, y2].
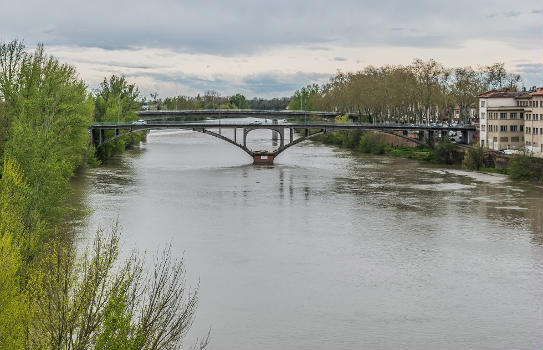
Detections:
[73, 126, 542, 349]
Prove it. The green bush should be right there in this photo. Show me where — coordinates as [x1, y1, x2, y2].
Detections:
[357, 132, 384, 153]
[508, 151, 543, 181]
[462, 146, 485, 170]
[432, 138, 457, 164]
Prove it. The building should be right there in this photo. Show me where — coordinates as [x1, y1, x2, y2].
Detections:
[524, 89, 543, 156]
[478, 91, 530, 151]
[478, 88, 543, 157]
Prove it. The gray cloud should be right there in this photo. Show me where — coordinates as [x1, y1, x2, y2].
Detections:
[1, 0, 539, 55]
[124, 70, 330, 98]
[514, 63, 543, 88]
[334, 57, 347, 61]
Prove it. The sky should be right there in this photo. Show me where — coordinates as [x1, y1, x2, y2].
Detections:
[1, 0, 541, 98]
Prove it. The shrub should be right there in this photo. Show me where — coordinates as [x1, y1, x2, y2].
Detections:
[462, 146, 485, 170]
[509, 151, 543, 181]
[433, 138, 457, 164]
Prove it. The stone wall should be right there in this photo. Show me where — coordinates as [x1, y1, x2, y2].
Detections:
[376, 131, 421, 148]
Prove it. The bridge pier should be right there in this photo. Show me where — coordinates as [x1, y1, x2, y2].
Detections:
[253, 153, 274, 165]
[290, 128, 293, 143]
[272, 119, 278, 141]
[418, 130, 425, 143]
[427, 130, 435, 148]
[461, 130, 474, 145]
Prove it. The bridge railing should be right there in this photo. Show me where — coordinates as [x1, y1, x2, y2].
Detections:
[90, 121, 476, 129]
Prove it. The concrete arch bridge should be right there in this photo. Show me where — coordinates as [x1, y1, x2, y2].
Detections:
[90, 114, 475, 164]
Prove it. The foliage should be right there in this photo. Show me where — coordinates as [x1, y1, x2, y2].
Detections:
[304, 59, 521, 124]
[508, 151, 543, 181]
[0, 41, 94, 225]
[93, 75, 145, 161]
[0, 232, 25, 349]
[288, 84, 319, 111]
[462, 146, 485, 170]
[357, 132, 386, 154]
[229, 93, 249, 109]
[432, 138, 457, 164]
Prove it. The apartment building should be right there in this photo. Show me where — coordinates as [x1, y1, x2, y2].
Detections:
[478, 91, 529, 151]
[478, 89, 543, 157]
[523, 89, 543, 155]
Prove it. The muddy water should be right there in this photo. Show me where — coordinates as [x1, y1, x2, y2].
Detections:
[73, 127, 542, 349]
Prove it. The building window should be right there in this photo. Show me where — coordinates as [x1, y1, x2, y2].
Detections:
[500, 125, 507, 132]
[510, 125, 517, 132]
[511, 137, 519, 142]
[526, 141, 531, 146]
[520, 112, 524, 119]
[510, 112, 517, 119]
[481, 125, 486, 131]
[481, 100, 485, 107]
[527, 127, 531, 134]
[500, 112, 507, 119]
[527, 114, 531, 120]
[493, 137, 498, 142]
[481, 112, 485, 119]
[535, 128, 539, 135]
[520, 125, 524, 132]
[500, 137, 509, 142]
[540, 128, 543, 134]
[534, 114, 539, 121]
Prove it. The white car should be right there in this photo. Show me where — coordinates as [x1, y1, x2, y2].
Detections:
[132, 119, 146, 125]
[249, 120, 262, 125]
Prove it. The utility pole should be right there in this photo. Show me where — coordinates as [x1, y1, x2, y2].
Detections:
[117, 94, 120, 123]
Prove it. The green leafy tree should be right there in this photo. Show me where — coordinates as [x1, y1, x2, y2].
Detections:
[508, 151, 543, 181]
[93, 75, 145, 160]
[0, 41, 93, 226]
[229, 93, 249, 109]
[462, 146, 485, 170]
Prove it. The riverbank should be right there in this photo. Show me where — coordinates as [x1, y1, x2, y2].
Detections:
[311, 130, 542, 181]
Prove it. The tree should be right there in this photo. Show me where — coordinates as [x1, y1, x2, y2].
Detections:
[229, 93, 249, 109]
[0, 41, 94, 226]
[288, 84, 319, 111]
[29, 225, 205, 350]
[94, 75, 145, 161]
[462, 146, 485, 170]
[451, 67, 484, 122]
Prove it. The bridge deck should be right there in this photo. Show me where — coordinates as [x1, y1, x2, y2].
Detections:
[136, 109, 353, 120]
[90, 121, 476, 132]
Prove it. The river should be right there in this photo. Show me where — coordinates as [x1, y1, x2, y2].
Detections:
[73, 126, 542, 349]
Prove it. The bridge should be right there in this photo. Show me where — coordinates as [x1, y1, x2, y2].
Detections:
[90, 110, 476, 164]
[136, 109, 354, 121]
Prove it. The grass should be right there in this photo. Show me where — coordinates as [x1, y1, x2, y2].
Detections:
[480, 167, 508, 175]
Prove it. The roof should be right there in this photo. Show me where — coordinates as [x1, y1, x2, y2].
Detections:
[478, 90, 531, 99]
[531, 89, 543, 96]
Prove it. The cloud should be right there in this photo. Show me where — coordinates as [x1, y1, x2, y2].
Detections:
[120, 70, 330, 98]
[1, 0, 539, 55]
[514, 63, 543, 88]
[503, 10, 520, 17]
[334, 57, 347, 61]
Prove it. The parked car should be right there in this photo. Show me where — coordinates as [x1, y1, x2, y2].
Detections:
[250, 120, 263, 125]
[132, 119, 147, 125]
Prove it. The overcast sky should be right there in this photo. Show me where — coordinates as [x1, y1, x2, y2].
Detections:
[1, 0, 541, 98]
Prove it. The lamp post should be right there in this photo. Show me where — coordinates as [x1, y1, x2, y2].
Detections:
[117, 94, 120, 124]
